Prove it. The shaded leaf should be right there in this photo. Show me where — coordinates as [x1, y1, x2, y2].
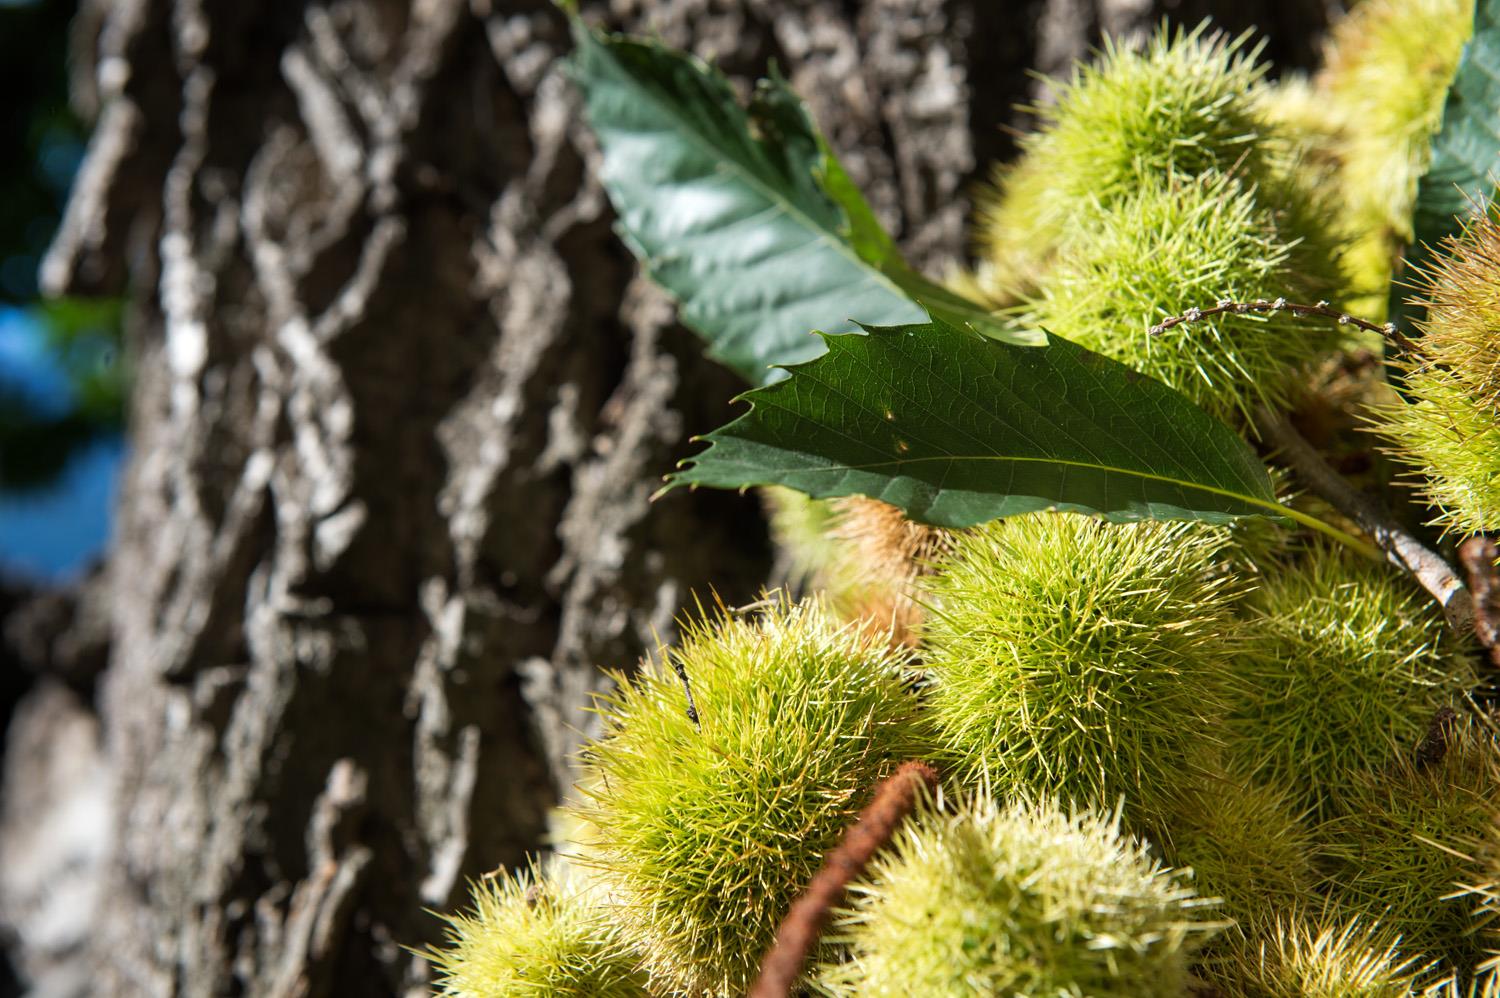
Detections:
[568, 24, 1035, 385]
[668, 318, 1282, 528]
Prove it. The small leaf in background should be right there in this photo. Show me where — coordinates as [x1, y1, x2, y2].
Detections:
[1393, 0, 1500, 335]
[668, 317, 1283, 528]
[567, 23, 1036, 386]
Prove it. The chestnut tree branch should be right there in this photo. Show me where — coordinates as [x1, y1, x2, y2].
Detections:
[1253, 406, 1474, 634]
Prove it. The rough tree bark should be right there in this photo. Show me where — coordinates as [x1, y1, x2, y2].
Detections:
[0, 1, 1337, 994]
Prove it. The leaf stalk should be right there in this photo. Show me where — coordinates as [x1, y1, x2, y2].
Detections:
[1254, 405, 1474, 633]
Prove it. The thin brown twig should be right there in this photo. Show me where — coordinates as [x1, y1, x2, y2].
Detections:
[1459, 537, 1500, 671]
[1148, 297, 1423, 357]
[749, 760, 940, 998]
[1253, 406, 1474, 635]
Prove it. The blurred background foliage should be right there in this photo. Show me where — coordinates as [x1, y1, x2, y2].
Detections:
[0, 0, 125, 581]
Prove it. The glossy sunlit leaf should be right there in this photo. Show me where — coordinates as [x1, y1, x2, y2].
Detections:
[668, 318, 1284, 528]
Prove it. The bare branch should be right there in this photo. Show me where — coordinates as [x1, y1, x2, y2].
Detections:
[1149, 298, 1423, 357]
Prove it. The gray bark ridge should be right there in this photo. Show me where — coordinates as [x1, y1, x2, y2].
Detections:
[35, 1, 771, 993]
[8, 0, 1335, 994]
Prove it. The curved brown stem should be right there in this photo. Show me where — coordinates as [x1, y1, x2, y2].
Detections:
[749, 760, 940, 998]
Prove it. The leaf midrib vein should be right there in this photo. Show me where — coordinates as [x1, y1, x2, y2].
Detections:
[710, 451, 1273, 515]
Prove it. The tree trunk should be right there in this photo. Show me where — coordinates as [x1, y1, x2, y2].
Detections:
[0, 0, 1338, 994]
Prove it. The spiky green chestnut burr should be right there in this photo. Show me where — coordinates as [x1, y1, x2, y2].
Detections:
[1322, 0, 1473, 203]
[919, 512, 1240, 812]
[1149, 761, 1323, 926]
[1319, 0, 1474, 307]
[761, 488, 948, 646]
[761, 486, 845, 593]
[1410, 213, 1500, 405]
[1375, 367, 1500, 536]
[1209, 916, 1425, 998]
[426, 861, 648, 998]
[1441, 737, 1500, 984]
[574, 596, 920, 997]
[1253, 74, 1341, 160]
[1369, 213, 1500, 536]
[971, 152, 1062, 306]
[1428, 971, 1500, 998]
[1227, 542, 1477, 815]
[1026, 171, 1341, 424]
[977, 24, 1342, 336]
[814, 795, 1221, 997]
[985, 25, 1279, 255]
[1415, 214, 1500, 408]
[1325, 714, 1500, 972]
